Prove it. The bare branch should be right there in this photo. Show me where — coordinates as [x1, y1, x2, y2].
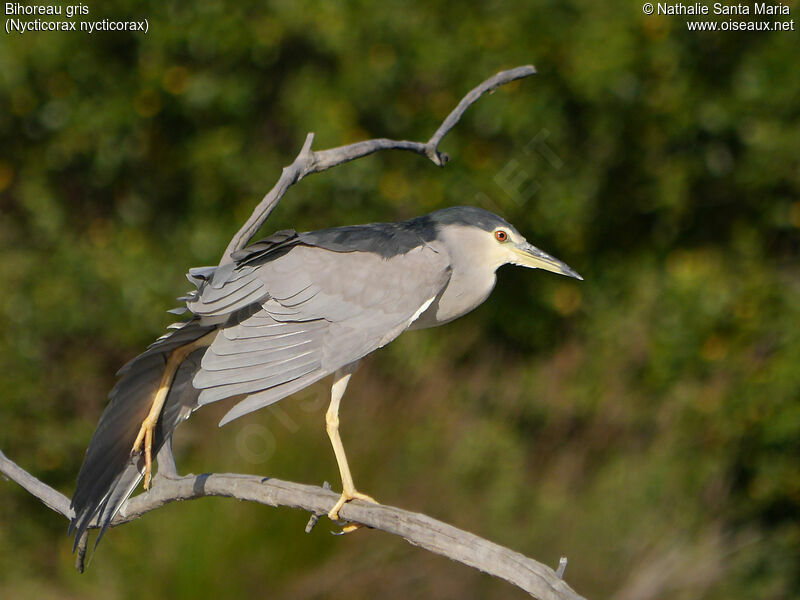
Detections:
[427, 65, 537, 158]
[1, 450, 584, 599]
[220, 65, 537, 263]
[0, 449, 72, 516]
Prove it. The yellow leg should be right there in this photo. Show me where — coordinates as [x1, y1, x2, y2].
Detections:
[326, 365, 378, 522]
[131, 331, 216, 489]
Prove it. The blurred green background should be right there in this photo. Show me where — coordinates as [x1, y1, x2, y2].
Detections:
[1, 1, 798, 598]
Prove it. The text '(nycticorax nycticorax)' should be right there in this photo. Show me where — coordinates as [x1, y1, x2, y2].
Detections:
[70, 206, 581, 547]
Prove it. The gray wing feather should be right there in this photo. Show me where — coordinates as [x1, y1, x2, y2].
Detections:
[218, 369, 329, 425]
[197, 268, 259, 303]
[196, 361, 321, 404]
[192, 244, 450, 424]
[210, 321, 326, 354]
[198, 352, 318, 382]
[231, 318, 326, 335]
[190, 280, 267, 316]
[200, 338, 318, 370]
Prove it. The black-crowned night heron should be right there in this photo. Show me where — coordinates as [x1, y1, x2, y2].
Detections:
[70, 206, 581, 545]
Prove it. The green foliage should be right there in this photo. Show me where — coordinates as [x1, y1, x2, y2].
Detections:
[1, 1, 798, 598]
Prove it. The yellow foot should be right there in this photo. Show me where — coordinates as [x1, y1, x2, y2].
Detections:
[131, 417, 157, 489]
[328, 489, 378, 522]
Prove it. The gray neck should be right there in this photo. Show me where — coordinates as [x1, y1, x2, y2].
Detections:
[410, 226, 500, 329]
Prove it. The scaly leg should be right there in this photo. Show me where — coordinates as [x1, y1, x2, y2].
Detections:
[326, 363, 378, 522]
[131, 331, 216, 489]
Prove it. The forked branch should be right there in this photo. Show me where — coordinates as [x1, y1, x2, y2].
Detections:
[220, 65, 536, 263]
[2, 66, 587, 600]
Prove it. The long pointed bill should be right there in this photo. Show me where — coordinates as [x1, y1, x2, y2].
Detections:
[510, 242, 583, 280]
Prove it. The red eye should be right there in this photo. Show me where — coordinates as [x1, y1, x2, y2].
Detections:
[494, 230, 508, 242]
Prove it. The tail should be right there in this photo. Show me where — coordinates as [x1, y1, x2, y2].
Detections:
[69, 318, 217, 551]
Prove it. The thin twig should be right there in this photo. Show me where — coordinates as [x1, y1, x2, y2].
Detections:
[557, 557, 569, 579]
[426, 65, 536, 159]
[220, 65, 537, 263]
[304, 481, 331, 533]
[0, 451, 584, 600]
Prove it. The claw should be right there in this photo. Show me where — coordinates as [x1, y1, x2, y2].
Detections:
[333, 523, 364, 535]
[328, 489, 378, 522]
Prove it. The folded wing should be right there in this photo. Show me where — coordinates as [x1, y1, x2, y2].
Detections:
[189, 243, 451, 425]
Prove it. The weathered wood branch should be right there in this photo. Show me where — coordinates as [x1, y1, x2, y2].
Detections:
[0, 451, 584, 600]
[220, 65, 536, 263]
[2, 66, 588, 599]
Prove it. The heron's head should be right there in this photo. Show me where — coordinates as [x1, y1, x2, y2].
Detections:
[430, 206, 582, 280]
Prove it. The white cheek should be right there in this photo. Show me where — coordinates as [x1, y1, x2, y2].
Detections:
[493, 244, 513, 268]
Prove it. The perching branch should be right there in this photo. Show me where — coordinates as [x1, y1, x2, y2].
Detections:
[220, 65, 536, 263]
[0, 451, 584, 600]
[2, 66, 587, 599]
